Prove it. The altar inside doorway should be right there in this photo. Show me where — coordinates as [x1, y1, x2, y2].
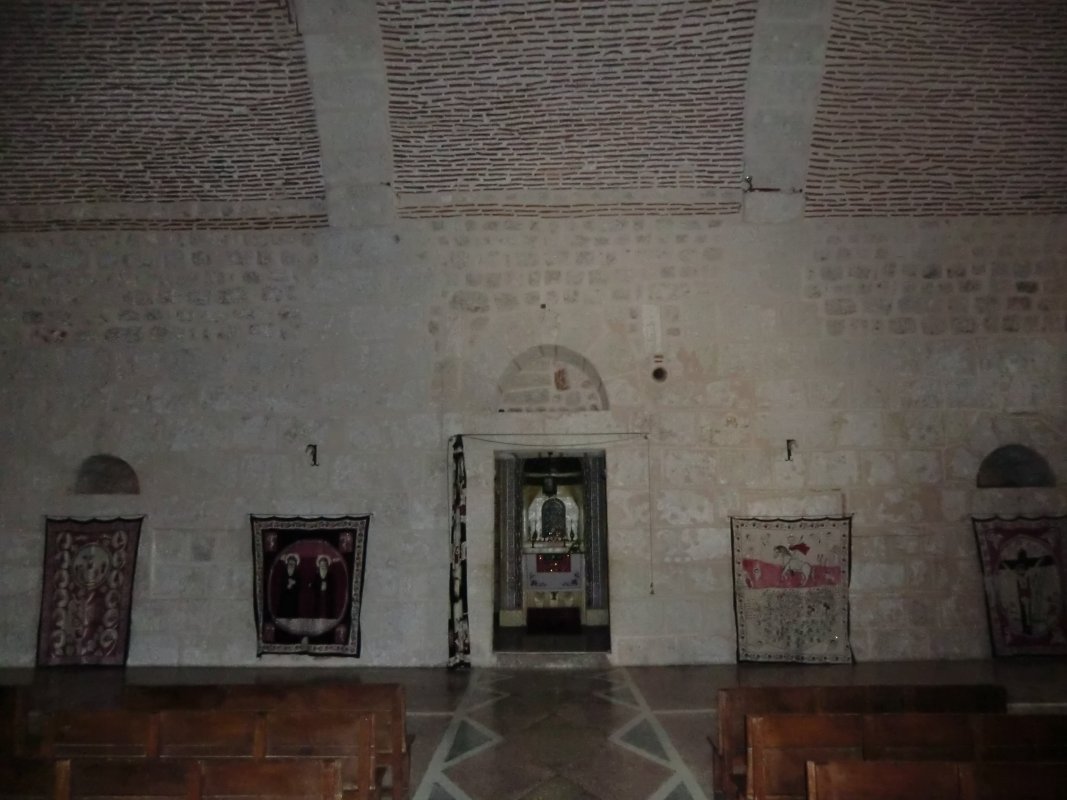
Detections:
[492, 450, 610, 653]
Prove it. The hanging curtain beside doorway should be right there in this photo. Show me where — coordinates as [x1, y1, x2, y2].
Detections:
[448, 435, 471, 668]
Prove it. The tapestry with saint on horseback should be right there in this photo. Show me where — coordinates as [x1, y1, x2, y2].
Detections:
[731, 516, 852, 663]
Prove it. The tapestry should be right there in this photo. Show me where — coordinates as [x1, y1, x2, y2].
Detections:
[973, 515, 1067, 656]
[448, 435, 471, 668]
[731, 516, 852, 663]
[251, 515, 370, 657]
[37, 516, 143, 666]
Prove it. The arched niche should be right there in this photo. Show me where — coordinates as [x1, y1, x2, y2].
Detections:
[976, 444, 1055, 488]
[74, 454, 141, 495]
[497, 345, 609, 413]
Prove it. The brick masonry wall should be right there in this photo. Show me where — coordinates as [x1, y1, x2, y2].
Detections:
[378, 0, 756, 217]
[806, 0, 1067, 216]
[0, 0, 326, 231]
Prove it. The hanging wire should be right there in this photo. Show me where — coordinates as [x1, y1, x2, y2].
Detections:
[646, 433, 655, 595]
[461, 432, 648, 449]
[458, 430, 658, 596]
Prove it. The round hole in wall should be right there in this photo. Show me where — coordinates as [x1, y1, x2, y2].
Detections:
[651, 366, 668, 382]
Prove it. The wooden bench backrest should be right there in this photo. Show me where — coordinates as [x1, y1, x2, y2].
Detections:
[959, 761, 1067, 800]
[122, 686, 229, 712]
[42, 710, 159, 758]
[115, 683, 406, 800]
[200, 759, 343, 800]
[862, 712, 976, 760]
[262, 711, 376, 797]
[69, 759, 196, 800]
[716, 684, 1005, 799]
[973, 713, 1067, 761]
[747, 714, 862, 800]
[719, 687, 825, 797]
[158, 711, 264, 759]
[748, 712, 1067, 800]
[0, 758, 65, 800]
[806, 760, 962, 800]
[0, 688, 24, 756]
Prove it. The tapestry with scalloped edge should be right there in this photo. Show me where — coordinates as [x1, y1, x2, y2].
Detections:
[37, 516, 143, 666]
[973, 515, 1067, 657]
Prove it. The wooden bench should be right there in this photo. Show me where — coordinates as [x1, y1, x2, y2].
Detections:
[0, 758, 345, 800]
[807, 759, 1067, 800]
[123, 682, 409, 800]
[36, 708, 379, 800]
[40, 709, 160, 758]
[0, 757, 65, 800]
[711, 684, 1007, 799]
[747, 712, 1067, 800]
[0, 687, 30, 757]
[958, 760, 1067, 800]
[806, 759, 963, 800]
[201, 759, 344, 800]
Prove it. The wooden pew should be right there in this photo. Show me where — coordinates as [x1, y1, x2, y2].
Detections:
[124, 682, 408, 800]
[712, 684, 1006, 799]
[746, 714, 862, 800]
[805, 759, 962, 800]
[748, 712, 1067, 800]
[862, 713, 975, 761]
[4, 758, 347, 800]
[69, 759, 196, 800]
[39, 707, 378, 800]
[262, 711, 378, 800]
[40, 709, 160, 758]
[0, 687, 30, 757]
[201, 759, 344, 800]
[63, 758, 344, 800]
[959, 761, 1067, 800]
[0, 757, 67, 800]
[157, 710, 263, 759]
[973, 713, 1067, 761]
[807, 760, 1067, 800]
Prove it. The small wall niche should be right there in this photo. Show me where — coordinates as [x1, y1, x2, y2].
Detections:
[74, 454, 140, 495]
[497, 344, 609, 413]
[976, 444, 1055, 488]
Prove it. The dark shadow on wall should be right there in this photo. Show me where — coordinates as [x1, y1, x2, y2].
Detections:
[976, 444, 1055, 488]
[73, 454, 140, 494]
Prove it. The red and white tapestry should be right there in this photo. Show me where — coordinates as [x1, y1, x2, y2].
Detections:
[973, 515, 1067, 657]
[37, 516, 143, 666]
[731, 516, 852, 663]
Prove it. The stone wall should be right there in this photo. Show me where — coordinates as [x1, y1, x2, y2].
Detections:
[0, 0, 1065, 666]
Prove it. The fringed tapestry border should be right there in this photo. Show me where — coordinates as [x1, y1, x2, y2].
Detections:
[251, 514, 370, 657]
[973, 515, 1067, 657]
[448, 435, 471, 668]
[731, 515, 853, 664]
[37, 516, 143, 666]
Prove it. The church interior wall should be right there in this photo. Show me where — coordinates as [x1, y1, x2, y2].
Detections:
[0, 0, 1064, 667]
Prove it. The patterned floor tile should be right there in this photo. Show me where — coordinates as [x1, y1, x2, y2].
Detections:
[516, 776, 600, 800]
[412, 669, 708, 800]
[558, 741, 675, 800]
[618, 718, 670, 763]
[444, 744, 556, 800]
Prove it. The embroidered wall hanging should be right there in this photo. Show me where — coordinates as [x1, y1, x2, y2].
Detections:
[448, 435, 471, 668]
[973, 515, 1067, 656]
[731, 516, 853, 663]
[37, 516, 143, 666]
[251, 514, 370, 657]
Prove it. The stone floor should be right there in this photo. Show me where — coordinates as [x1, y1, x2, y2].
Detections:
[5, 658, 1067, 800]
